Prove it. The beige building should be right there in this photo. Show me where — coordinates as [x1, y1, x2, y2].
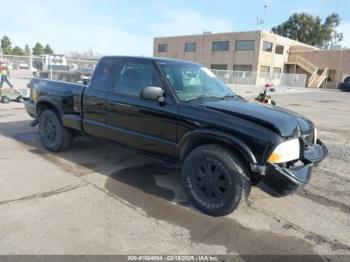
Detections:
[153, 30, 350, 88]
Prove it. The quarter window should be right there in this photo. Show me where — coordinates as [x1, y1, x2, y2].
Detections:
[91, 58, 116, 92]
[235, 40, 255, 51]
[115, 61, 161, 97]
[184, 42, 196, 52]
[158, 44, 168, 53]
[263, 41, 273, 52]
[212, 41, 230, 51]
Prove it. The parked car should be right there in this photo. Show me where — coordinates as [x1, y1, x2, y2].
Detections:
[18, 62, 29, 69]
[24, 56, 328, 216]
[338, 76, 350, 92]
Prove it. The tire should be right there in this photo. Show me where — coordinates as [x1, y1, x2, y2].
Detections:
[39, 110, 73, 152]
[16, 96, 24, 103]
[1, 96, 10, 104]
[181, 144, 251, 216]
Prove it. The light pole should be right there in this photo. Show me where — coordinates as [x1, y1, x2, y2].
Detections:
[335, 47, 343, 88]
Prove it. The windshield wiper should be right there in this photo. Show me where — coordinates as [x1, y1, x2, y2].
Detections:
[220, 94, 236, 99]
[185, 95, 222, 102]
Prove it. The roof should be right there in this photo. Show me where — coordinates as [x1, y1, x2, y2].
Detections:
[101, 55, 203, 65]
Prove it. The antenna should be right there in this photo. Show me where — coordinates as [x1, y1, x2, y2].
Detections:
[257, 1, 270, 30]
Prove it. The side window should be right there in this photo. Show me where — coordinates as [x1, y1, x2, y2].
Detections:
[115, 61, 161, 97]
[91, 58, 115, 92]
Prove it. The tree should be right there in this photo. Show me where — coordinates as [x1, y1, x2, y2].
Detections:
[43, 44, 54, 55]
[25, 44, 31, 56]
[1, 36, 12, 55]
[271, 13, 343, 49]
[32, 42, 44, 56]
[11, 46, 25, 56]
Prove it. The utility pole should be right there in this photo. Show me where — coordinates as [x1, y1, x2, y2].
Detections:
[335, 47, 343, 88]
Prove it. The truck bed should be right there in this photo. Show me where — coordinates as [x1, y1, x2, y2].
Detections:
[29, 78, 85, 116]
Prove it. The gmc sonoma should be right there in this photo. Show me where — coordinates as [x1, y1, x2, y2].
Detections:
[25, 56, 328, 216]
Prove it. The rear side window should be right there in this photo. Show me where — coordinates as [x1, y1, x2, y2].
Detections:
[91, 58, 116, 92]
[115, 61, 161, 97]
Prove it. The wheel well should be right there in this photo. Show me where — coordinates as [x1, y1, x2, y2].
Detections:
[36, 101, 60, 118]
[180, 136, 252, 171]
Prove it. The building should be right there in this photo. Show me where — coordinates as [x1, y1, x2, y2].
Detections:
[153, 30, 350, 88]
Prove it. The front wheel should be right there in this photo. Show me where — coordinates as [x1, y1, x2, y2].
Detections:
[16, 96, 24, 103]
[181, 144, 251, 216]
[39, 110, 73, 152]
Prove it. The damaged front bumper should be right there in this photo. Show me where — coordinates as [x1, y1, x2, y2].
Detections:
[258, 139, 328, 197]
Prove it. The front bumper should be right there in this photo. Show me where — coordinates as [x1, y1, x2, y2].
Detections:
[258, 139, 328, 197]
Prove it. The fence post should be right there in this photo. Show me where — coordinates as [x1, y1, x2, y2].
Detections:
[29, 54, 33, 71]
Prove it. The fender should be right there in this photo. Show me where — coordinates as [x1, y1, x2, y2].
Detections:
[36, 96, 83, 131]
[36, 96, 63, 116]
[177, 128, 257, 165]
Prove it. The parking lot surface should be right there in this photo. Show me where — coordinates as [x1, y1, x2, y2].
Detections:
[0, 73, 349, 256]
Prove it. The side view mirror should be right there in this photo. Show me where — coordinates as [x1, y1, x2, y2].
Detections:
[140, 86, 165, 102]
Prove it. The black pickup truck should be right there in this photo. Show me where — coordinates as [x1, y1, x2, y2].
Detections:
[25, 56, 328, 216]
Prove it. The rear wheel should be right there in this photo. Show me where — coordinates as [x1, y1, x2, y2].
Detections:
[1, 96, 10, 104]
[39, 110, 73, 152]
[181, 144, 251, 216]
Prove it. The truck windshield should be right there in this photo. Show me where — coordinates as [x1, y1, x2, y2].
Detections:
[158, 61, 235, 102]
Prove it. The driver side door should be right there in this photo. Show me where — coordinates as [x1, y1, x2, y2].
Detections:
[106, 58, 178, 160]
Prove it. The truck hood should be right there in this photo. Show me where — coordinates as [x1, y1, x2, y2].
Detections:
[204, 99, 314, 137]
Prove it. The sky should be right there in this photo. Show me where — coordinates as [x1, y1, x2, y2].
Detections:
[1, 0, 350, 56]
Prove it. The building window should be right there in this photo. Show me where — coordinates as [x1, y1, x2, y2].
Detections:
[158, 44, 168, 53]
[235, 40, 255, 51]
[184, 42, 196, 52]
[260, 65, 270, 77]
[275, 44, 284, 55]
[263, 41, 273, 52]
[210, 64, 228, 70]
[273, 67, 282, 73]
[212, 41, 230, 51]
[233, 64, 253, 72]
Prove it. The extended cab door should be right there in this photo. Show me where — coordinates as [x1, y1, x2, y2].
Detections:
[82, 58, 118, 138]
[106, 58, 178, 160]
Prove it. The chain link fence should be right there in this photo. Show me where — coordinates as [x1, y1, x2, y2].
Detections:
[211, 69, 307, 93]
[0, 54, 98, 84]
[0, 54, 98, 71]
[1, 55, 308, 94]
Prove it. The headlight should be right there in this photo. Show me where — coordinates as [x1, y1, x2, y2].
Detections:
[268, 138, 300, 164]
[314, 128, 317, 144]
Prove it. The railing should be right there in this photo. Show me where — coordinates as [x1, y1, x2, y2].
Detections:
[211, 69, 307, 92]
[309, 68, 329, 88]
[287, 54, 318, 74]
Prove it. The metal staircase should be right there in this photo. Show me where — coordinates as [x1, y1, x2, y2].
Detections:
[286, 54, 328, 88]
